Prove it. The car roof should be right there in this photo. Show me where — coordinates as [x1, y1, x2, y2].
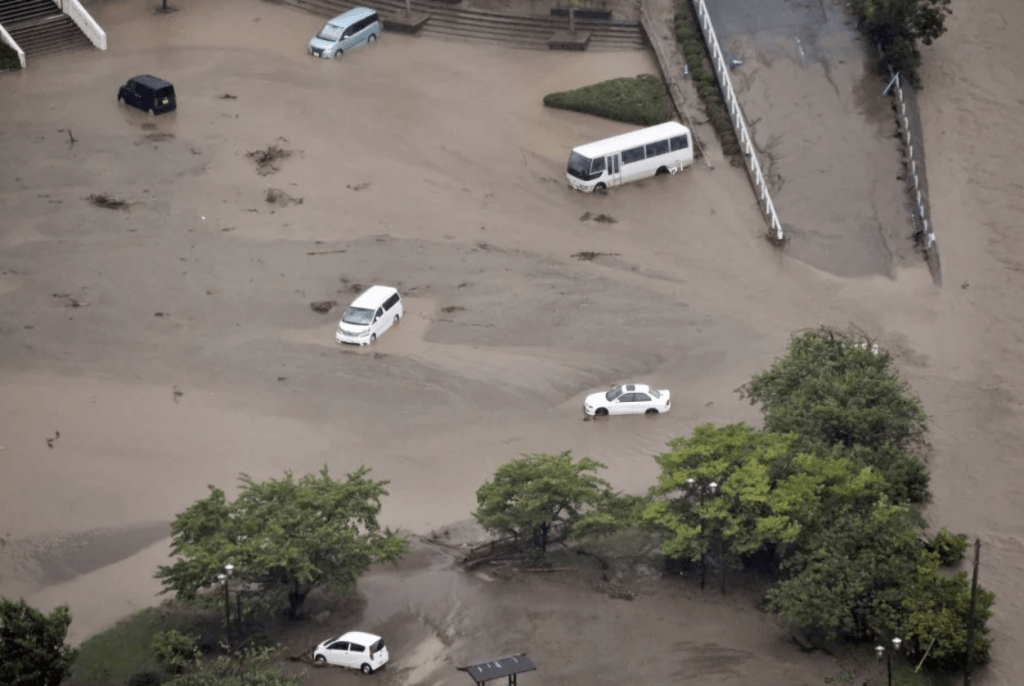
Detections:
[129, 74, 174, 90]
[618, 383, 651, 392]
[340, 631, 382, 645]
[349, 285, 398, 309]
[328, 6, 377, 25]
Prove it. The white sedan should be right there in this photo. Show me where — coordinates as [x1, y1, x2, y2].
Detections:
[584, 383, 671, 417]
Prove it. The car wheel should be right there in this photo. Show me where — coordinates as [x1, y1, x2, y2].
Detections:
[118, 96, 125, 105]
[148, 108, 155, 115]
[370, 333, 376, 343]
[334, 49, 343, 58]
[393, 314, 400, 325]
[645, 408, 659, 415]
[368, 34, 377, 43]
[361, 664, 373, 674]
[595, 408, 609, 416]
[314, 655, 327, 666]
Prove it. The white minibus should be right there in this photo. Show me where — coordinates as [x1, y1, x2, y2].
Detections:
[565, 121, 694, 193]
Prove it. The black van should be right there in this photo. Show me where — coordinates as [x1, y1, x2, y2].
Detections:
[117, 75, 176, 115]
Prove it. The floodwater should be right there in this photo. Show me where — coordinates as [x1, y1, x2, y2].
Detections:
[1, 0, 1022, 684]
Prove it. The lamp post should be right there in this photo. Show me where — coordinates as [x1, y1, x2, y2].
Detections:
[218, 563, 234, 654]
[875, 637, 902, 686]
[686, 478, 718, 590]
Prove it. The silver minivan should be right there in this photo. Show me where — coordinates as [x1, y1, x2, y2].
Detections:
[308, 7, 382, 59]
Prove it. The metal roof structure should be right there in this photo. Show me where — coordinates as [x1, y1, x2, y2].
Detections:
[457, 654, 536, 686]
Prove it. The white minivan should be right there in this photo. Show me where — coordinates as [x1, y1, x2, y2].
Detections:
[313, 631, 389, 673]
[336, 285, 403, 345]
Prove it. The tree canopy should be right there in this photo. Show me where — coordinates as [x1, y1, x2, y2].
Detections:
[850, 0, 952, 85]
[474, 451, 612, 554]
[156, 465, 408, 619]
[740, 326, 930, 503]
[0, 598, 78, 686]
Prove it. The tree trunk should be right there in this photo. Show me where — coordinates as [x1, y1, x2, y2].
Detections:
[288, 583, 307, 620]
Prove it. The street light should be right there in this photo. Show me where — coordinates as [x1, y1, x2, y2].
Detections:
[876, 637, 902, 686]
[218, 563, 234, 653]
[686, 478, 718, 590]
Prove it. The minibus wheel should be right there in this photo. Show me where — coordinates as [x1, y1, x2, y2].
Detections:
[656, 166, 669, 175]
[594, 183, 606, 193]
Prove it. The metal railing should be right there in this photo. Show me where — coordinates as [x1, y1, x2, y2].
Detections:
[52, 0, 106, 50]
[884, 71, 939, 282]
[691, 0, 783, 243]
[0, 22, 27, 68]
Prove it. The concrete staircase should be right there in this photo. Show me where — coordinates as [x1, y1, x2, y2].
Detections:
[0, 0, 93, 56]
[284, 0, 646, 51]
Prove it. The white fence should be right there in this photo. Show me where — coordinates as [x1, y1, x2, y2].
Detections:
[52, 0, 106, 50]
[691, 0, 783, 243]
[886, 72, 935, 252]
[0, 22, 27, 68]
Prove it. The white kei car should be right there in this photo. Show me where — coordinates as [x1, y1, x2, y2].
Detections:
[584, 383, 671, 417]
[313, 631, 389, 673]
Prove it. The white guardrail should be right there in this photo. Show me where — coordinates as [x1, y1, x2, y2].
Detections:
[885, 72, 935, 252]
[0, 22, 27, 68]
[53, 0, 106, 50]
[691, 0, 783, 243]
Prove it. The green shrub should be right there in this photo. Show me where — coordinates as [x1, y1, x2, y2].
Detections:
[127, 670, 166, 686]
[673, 6, 741, 158]
[543, 74, 673, 126]
[152, 629, 199, 674]
[0, 41, 21, 71]
[926, 528, 969, 566]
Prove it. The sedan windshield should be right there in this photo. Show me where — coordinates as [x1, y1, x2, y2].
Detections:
[605, 387, 624, 401]
[317, 24, 343, 41]
[342, 306, 374, 325]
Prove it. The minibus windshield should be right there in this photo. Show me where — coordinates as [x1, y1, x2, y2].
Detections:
[567, 151, 595, 180]
[342, 307, 374, 325]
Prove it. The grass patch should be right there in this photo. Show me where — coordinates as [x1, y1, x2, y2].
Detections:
[68, 609, 167, 686]
[543, 74, 673, 127]
[0, 41, 21, 71]
[673, 3, 741, 159]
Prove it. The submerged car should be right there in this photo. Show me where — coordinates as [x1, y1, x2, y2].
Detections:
[584, 383, 671, 416]
[308, 7, 382, 59]
[336, 285, 403, 345]
[117, 74, 176, 115]
[313, 631, 388, 673]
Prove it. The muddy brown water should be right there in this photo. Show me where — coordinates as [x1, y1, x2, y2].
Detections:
[2, 0, 1023, 684]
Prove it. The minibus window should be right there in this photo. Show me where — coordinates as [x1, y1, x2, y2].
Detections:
[646, 139, 669, 157]
[670, 135, 689, 151]
[621, 146, 645, 164]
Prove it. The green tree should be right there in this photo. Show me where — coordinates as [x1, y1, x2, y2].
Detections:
[898, 550, 994, 669]
[0, 598, 78, 686]
[764, 497, 922, 640]
[474, 451, 611, 554]
[644, 424, 804, 578]
[157, 466, 408, 619]
[740, 326, 930, 503]
[850, 0, 952, 85]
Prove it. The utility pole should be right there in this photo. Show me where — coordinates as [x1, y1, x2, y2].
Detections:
[964, 539, 981, 686]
